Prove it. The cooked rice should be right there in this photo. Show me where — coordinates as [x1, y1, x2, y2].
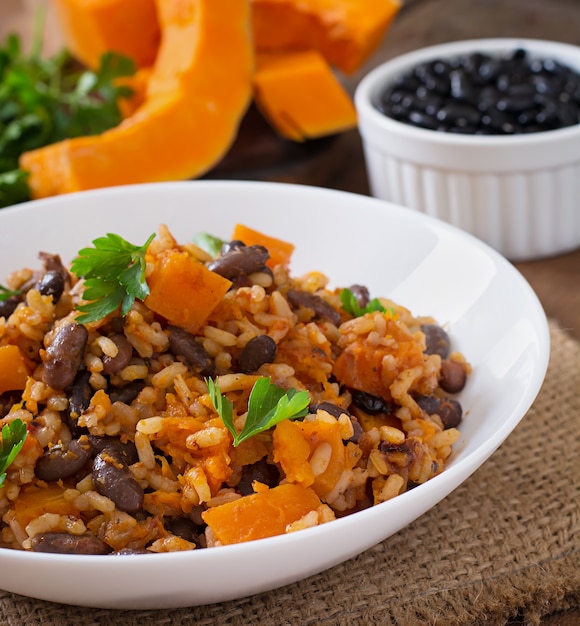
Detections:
[0, 224, 469, 554]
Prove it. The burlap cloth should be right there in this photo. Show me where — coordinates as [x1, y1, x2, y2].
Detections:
[1, 320, 578, 626]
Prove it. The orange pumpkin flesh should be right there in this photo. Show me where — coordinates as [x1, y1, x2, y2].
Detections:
[20, 0, 254, 198]
[0, 345, 31, 395]
[144, 249, 232, 332]
[254, 50, 357, 141]
[231, 223, 295, 268]
[201, 483, 322, 544]
[251, 0, 402, 74]
[51, 0, 161, 70]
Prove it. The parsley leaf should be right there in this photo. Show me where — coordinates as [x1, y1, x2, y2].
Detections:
[207, 376, 310, 446]
[0, 28, 136, 208]
[71, 232, 155, 324]
[0, 418, 27, 487]
[340, 288, 387, 317]
[0, 284, 21, 301]
[192, 232, 225, 258]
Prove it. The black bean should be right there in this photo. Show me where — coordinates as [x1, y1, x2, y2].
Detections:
[346, 284, 370, 309]
[408, 110, 439, 130]
[38, 252, 69, 284]
[496, 94, 536, 113]
[286, 289, 341, 325]
[36, 270, 65, 303]
[101, 333, 133, 375]
[416, 395, 462, 429]
[31, 532, 110, 555]
[88, 436, 139, 465]
[92, 448, 144, 513]
[207, 243, 270, 280]
[375, 48, 580, 136]
[421, 324, 450, 358]
[165, 516, 201, 543]
[0, 391, 20, 419]
[108, 380, 145, 405]
[237, 458, 280, 496]
[351, 390, 394, 415]
[436, 103, 481, 126]
[0, 295, 21, 319]
[35, 435, 94, 482]
[67, 369, 92, 415]
[238, 334, 277, 373]
[439, 360, 468, 393]
[42, 323, 88, 390]
[312, 401, 349, 419]
[168, 325, 215, 376]
[449, 70, 477, 102]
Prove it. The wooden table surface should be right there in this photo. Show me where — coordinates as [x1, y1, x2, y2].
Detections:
[0, 3, 579, 624]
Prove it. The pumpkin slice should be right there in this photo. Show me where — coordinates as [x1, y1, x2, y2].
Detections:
[254, 50, 357, 141]
[231, 223, 295, 267]
[20, 0, 254, 198]
[201, 483, 323, 544]
[0, 345, 31, 395]
[51, 0, 160, 69]
[251, 0, 402, 74]
[144, 249, 232, 332]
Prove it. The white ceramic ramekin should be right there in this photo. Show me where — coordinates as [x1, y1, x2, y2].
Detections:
[354, 38, 580, 261]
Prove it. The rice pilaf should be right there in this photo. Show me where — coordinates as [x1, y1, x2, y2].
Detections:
[0, 224, 469, 553]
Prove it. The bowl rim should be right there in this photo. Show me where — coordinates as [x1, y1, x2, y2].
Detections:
[354, 37, 580, 161]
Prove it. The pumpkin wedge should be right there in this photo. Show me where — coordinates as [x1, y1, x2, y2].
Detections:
[20, 0, 254, 198]
[51, 0, 160, 69]
[251, 0, 402, 74]
[254, 50, 357, 141]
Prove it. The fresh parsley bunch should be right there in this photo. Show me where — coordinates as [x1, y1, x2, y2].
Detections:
[0, 26, 136, 208]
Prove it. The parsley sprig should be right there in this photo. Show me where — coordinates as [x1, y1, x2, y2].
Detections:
[0, 25, 136, 208]
[0, 285, 20, 301]
[340, 288, 387, 317]
[0, 418, 27, 487]
[192, 232, 225, 258]
[207, 376, 310, 446]
[71, 232, 155, 324]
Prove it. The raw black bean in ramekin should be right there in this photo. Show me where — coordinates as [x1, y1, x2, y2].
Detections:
[374, 48, 580, 135]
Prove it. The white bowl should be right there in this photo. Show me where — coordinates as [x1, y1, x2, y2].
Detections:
[0, 181, 549, 609]
[354, 38, 580, 261]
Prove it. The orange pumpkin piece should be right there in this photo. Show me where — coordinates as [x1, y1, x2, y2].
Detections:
[254, 50, 357, 141]
[333, 315, 426, 400]
[273, 416, 359, 498]
[201, 482, 322, 544]
[251, 0, 401, 74]
[13, 483, 80, 530]
[145, 249, 231, 332]
[51, 0, 161, 69]
[231, 223, 295, 268]
[20, 0, 254, 198]
[0, 345, 31, 395]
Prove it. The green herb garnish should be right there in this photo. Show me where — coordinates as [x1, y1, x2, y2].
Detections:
[0, 26, 136, 208]
[0, 418, 27, 487]
[207, 376, 310, 446]
[0, 284, 20, 301]
[0, 169, 30, 207]
[340, 288, 387, 317]
[192, 232, 225, 258]
[71, 232, 155, 324]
